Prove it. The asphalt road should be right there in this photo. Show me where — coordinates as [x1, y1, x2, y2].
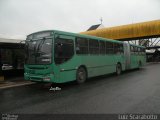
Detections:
[0, 63, 160, 114]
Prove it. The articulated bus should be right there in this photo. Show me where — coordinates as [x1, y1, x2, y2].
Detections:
[24, 30, 146, 84]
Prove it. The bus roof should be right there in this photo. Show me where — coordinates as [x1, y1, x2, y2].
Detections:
[27, 30, 145, 48]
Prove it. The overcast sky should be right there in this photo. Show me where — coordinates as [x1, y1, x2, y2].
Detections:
[0, 0, 160, 39]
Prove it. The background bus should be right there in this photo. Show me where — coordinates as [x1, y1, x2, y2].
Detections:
[24, 30, 146, 84]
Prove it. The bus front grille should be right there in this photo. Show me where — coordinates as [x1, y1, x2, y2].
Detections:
[29, 70, 35, 74]
[30, 77, 42, 81]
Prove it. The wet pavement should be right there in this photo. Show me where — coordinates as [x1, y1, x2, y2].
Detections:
[0, 63, 160, 114]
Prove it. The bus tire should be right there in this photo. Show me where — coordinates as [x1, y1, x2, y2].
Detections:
[116, 63, 122, 75]
[76, 67, 87, 84]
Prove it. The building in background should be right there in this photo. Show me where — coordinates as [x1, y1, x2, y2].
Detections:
[0, 38, 25, 75]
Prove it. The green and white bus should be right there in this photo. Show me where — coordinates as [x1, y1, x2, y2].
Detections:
[24, 30, 146, 83]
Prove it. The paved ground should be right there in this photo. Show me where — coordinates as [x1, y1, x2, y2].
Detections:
[0, 63, 160, 114]
[0, 76, 33, 89]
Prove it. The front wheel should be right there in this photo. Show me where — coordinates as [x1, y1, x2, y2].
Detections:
[116, 63, 122, 75]
[76, 67, 87, 84]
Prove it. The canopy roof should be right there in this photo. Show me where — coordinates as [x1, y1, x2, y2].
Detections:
[80, 20, 160, 40]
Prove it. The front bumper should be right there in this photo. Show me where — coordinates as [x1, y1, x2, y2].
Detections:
[24, 73, 54, 83]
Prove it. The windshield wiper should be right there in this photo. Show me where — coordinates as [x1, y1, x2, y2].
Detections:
[36, 38, 46, 53]
[35, 38, 46, 63]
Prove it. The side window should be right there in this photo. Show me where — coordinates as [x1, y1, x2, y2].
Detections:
[114, 43, 120, 54]
[76, 37, 88, 54]
[133, 46, 136, 54]
[130, 45, 134, 54]
[89, 39, 99, 54]
[143, 48, 146, 53]
[114, 43, 117, 54]
[140, 48, 142, 55]
[120, 44, 124, 53]
[106, 42, 114, 54]
[115, 43, 123, 54]
[138, 47, 141, 55]
[54, 37, 74, 64]
[130, 45, 133, 52]
[134, 47, 138, 54]
[99, 41, 105, 54]
[142, 48, 145, 55]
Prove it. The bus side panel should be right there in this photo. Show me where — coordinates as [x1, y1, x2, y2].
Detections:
[79, 54, 125, 78]
[56, 52, 146, 83]
[136, 54, 146, 67]
[56, 54, 116, 82]
[83, 55, 116, 78]
[130, 55, 136, 69]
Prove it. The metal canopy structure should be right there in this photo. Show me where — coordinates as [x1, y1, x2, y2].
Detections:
[0, 38, 25, 75]
[0, 38, 24, 49]
[80, 20, 160, 49]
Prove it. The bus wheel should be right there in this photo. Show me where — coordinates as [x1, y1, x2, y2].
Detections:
[116, 63, 122, 75]
[76, 67, 87, 84]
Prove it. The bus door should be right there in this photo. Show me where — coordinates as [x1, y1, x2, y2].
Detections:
[54, 34, 75, 82]
[123, 43, 131, 70]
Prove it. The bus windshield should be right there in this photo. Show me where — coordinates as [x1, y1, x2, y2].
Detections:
[25, 38, 52, 64]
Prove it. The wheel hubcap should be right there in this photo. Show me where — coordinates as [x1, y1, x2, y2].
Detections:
[78, 71, 84, 80]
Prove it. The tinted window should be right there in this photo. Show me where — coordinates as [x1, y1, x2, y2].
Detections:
[131, 46, 139, 54]
[106, 42, 114, 54]
[76, 38, 88, 54]
[99, 41, 106, 54]
[130, 45, 134, 52]
[114, 43, 123, 54]
[141, 48, 145, 55]
[134, 46, 138, 54]
[138, 47, 141, 55]
[130, 45, 136, 54]
[55, 38, 74, 64]
[120, 44, 124, 53]
[89, 39, 99, 54]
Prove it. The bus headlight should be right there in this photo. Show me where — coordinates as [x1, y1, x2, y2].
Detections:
[43, 77, 51, 81]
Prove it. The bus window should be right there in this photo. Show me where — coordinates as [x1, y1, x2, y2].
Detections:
[134, 46, 138, 54]
[54, 38, 74, 64]
[106, 42, 114, 54]
[138, 48, 141, 55]
[120, 44, 124, 53]
[99, 41, 105, 54]
[114, 43, 122, 54]
[142, 48, 146, 55]
[76, 38, 88, 54]
[89, 39, 99, 54]
[130, 45, 134, 54]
